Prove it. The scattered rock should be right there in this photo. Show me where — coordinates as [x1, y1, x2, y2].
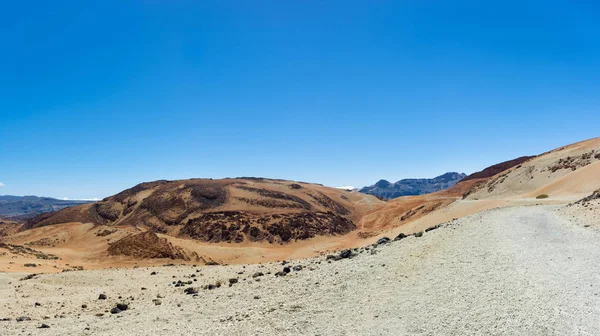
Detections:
[16, 316, 31, 322]
[150, 271, 157, 275]
[414, 231, 423, 237]
[39, 323, 50, 329]
[110, 307, 122, 314]
[81, 304, 87, 309]
[229, 278, 239, 285]
[425, 225, 439, 232]
[275, 271, 287, 277]
[376, 237, 391, 245]
[152, 299, 162, 306]
[283, 266, 291, 273]
[394, 233, 407, 241]
[252, 272, 264, 278]
[184, 287, 199, 295]
[340, 249, 353, 259]
[116, 303, 128, 311]
[98, 294, 107, 300]
[20, 273, 37, 281]
[292, 265, 303, 271]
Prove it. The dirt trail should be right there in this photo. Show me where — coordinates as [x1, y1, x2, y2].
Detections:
[1, 205, 600, 335]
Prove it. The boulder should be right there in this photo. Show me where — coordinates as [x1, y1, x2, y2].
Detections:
[376, 237, 391, 245]
[394, 233, 407, 241]
[184, 287, 199, 295]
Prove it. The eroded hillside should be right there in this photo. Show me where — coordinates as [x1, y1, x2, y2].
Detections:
[24, 178, 380, 245]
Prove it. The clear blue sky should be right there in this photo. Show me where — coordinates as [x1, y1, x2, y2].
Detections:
[1, 1, 599, 199]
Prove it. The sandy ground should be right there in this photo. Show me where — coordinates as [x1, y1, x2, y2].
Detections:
[557, 194, 600, 230]
[2, 204, 600, 335]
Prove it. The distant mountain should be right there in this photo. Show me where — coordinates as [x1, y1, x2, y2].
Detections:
[0, 195, 92, 220]
[359, 172, 467, 199]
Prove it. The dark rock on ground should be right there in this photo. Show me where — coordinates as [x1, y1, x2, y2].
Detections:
[283, 266, 291, 273]
[252, 272, 264, 278]
[229, 278, 239, 285]
[39, 324, 50, 328]
[414, 231, 423, 237]
[110, 307, 122, 314]
[376, 237, 391, 245]
[394, 233, 407, 241]
[425, 225, 440, 232]
[116, 303, 128, 311]
[184, 287, 199, 294]
[292, 265, 303, 271]
[16, 316, 31, 322]
[20, 273, 37, 281]
[98, 294, 107, 300]
[340, 249, 353, 259]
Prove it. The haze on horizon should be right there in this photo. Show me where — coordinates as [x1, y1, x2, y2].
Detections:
[1, 1, 599, 199]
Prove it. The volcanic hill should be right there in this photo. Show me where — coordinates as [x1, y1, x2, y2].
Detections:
[24, 178, 381, 245]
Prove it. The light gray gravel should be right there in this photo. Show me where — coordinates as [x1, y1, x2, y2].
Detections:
[1, 205, 600, 335]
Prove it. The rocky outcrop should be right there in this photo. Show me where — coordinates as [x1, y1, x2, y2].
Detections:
[107, 231, 196, 260]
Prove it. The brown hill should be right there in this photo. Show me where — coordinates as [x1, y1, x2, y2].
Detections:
[107, 231, 198, 261]
[25, 178, 380, 245]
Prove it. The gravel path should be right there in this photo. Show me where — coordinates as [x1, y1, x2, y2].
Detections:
[2, 205, 600, 335]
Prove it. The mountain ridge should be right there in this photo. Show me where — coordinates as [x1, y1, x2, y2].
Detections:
[359, 172, 467, 199]
[0, 195, 92, 219]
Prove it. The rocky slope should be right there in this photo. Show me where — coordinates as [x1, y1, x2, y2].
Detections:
[359, 172, 466, 199]
[557, 188, 600, 229]
[464, 138, 600, 200]
[24, 178, 380, 245]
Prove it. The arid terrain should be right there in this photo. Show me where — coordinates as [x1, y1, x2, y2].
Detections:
[1, 138, 600, 335]
[2, 138, 600, 272]
[2, 203, 600, 335]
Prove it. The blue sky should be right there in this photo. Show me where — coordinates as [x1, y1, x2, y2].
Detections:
[1, 1, 599, 199]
